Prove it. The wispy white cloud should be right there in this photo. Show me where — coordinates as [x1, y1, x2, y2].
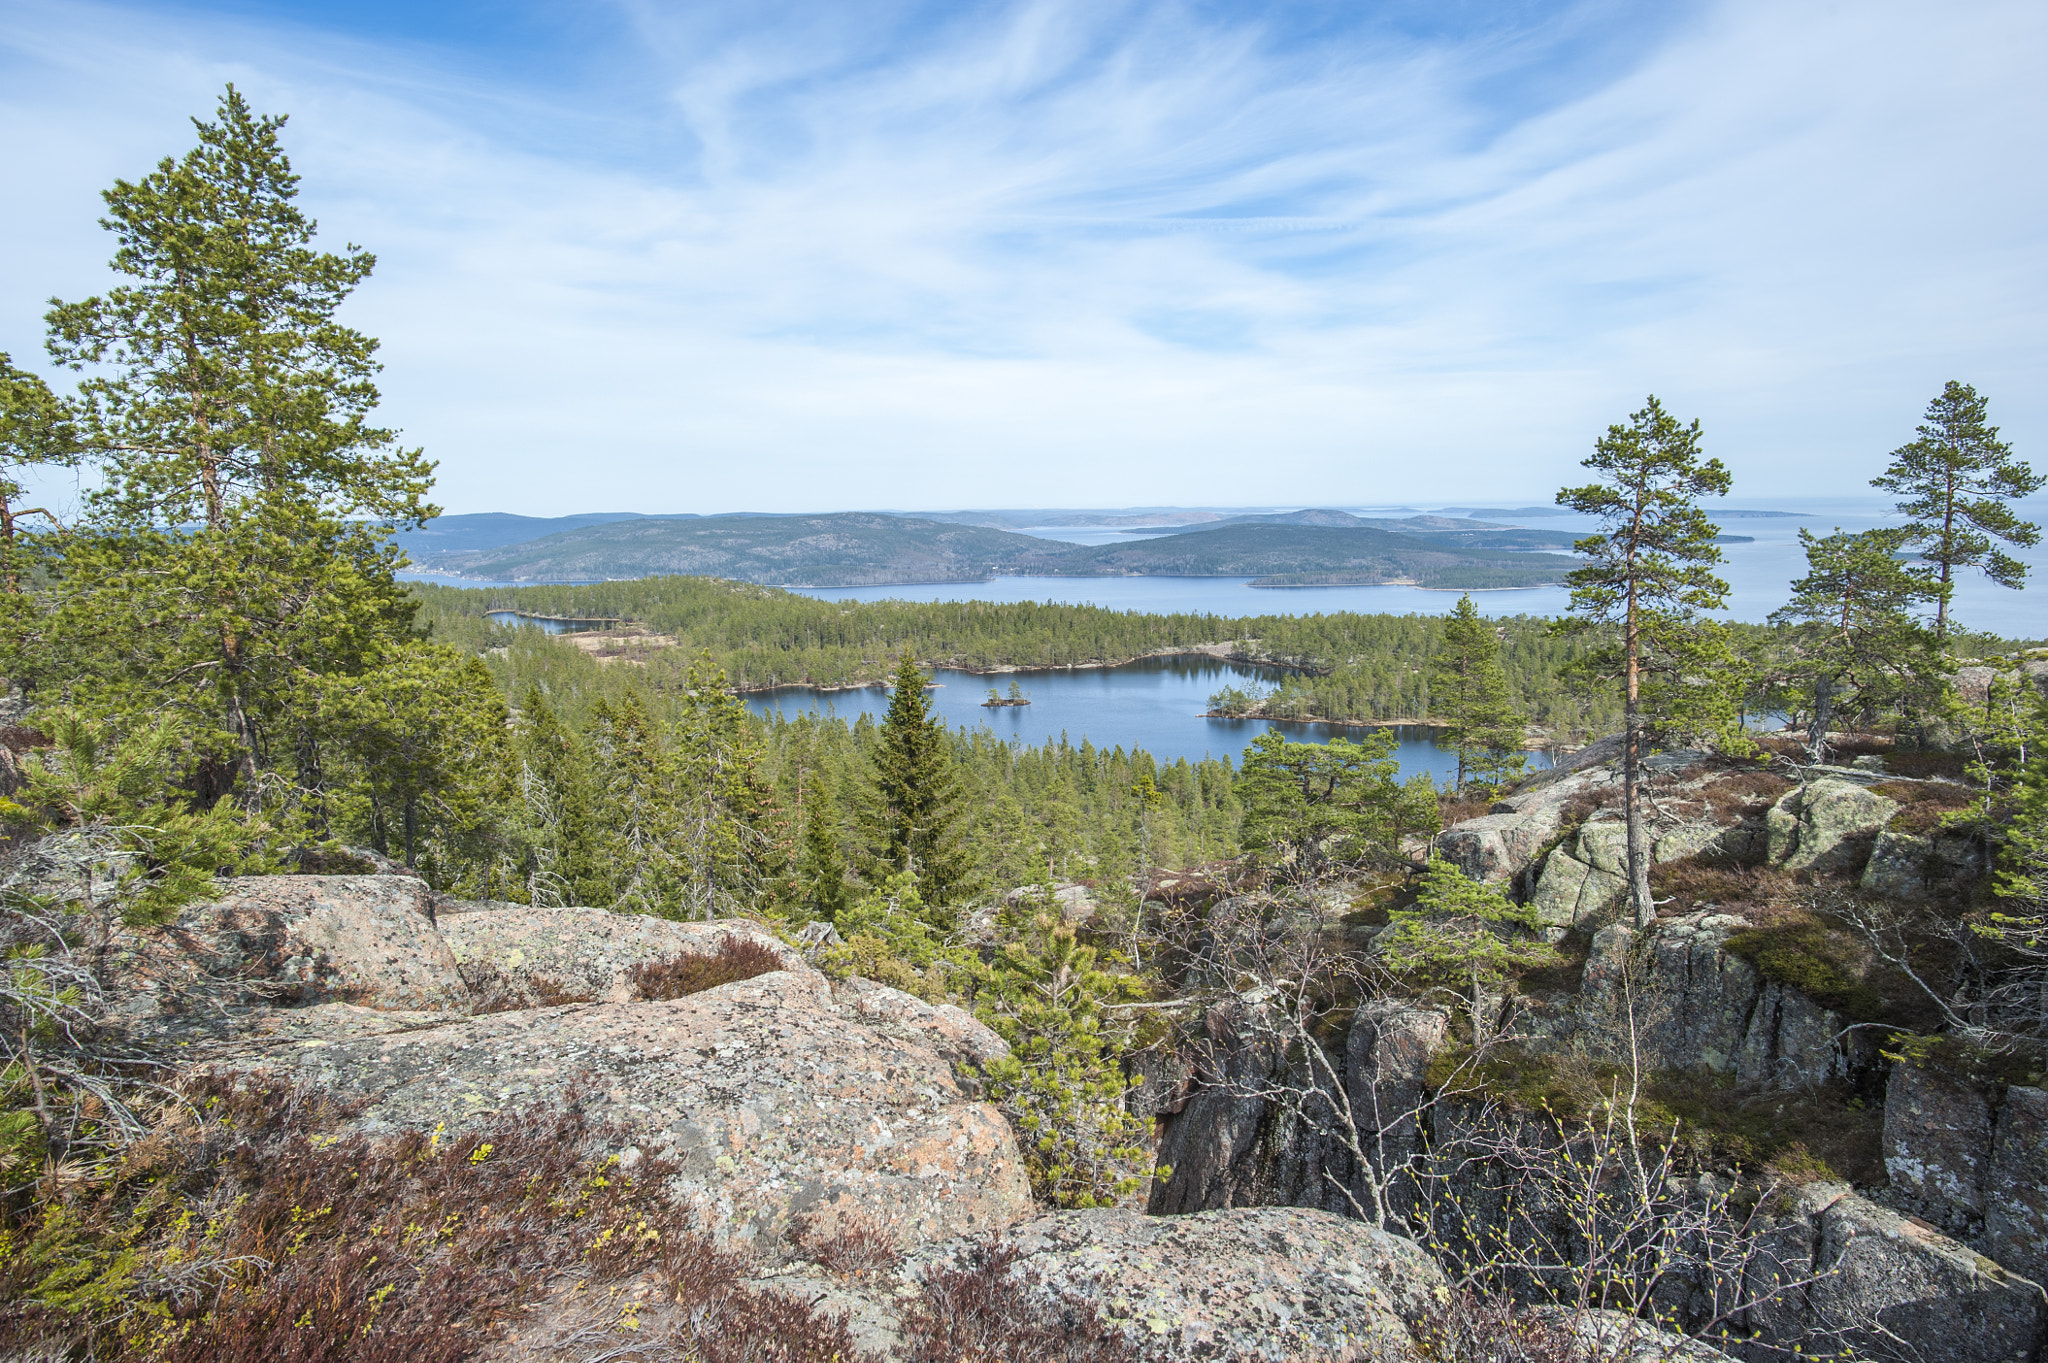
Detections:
[1, 0, 2042, 515]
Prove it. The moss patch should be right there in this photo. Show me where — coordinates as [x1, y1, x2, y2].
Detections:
[1722, 910, 1885, 1021]
[1429, 1048, 1884, 1183]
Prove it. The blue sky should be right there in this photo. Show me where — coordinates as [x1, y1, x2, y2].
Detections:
[3, 0, 2043, 516]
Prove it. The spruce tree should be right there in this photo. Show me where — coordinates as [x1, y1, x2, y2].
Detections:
[797, 774, 849, 920]
[43, 86, 435, 802]
[516, 688, 608, 906]
[870, 655, 972, 905]
[1428, 594, 1527, 793]
[1557, 396, 1738, 928]
[1872, 382, 2042, 641]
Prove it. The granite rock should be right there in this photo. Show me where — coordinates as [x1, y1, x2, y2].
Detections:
[105, 874, 468, 1019]
[437, 905, 803, 1011]
[1765, 778, 1897, 874]
[1883, 1064, 1995, 1238]
[915, 1205, 1450, 1361]
[204, 969, 1034, 1260]
[1985, 1084, 2048, 1287]
[1744, 1182, 2042, 1363]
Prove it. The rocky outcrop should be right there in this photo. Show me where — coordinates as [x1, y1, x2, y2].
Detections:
[106, 875, 469, 1023]
[108, 875, 1036, 1266]
[209, 967, 1033, 1260]
[1743, 1181, 2043, 1363]
[1559, 915, 1856, 1089]
[1860, 827, 1990, 899]
[436, 905, 802, 1010]
[910, 1205, 1450, 1361]
[1882, 1066, 2048, 1289]
[1765, 778, 1897, 874]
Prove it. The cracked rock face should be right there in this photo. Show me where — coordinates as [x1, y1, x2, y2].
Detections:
[207, 968, 1034, 1260]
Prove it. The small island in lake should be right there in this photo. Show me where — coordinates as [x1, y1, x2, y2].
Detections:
[984, 680, 1031, 707]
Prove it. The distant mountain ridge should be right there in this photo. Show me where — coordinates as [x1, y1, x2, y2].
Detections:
[411, 511, 1576, 590]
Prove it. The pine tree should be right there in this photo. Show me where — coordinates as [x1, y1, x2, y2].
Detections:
[1380, 857, 1557, 1042]
[1428, 595, 1527, 793]
[1769, 528, 1942, 763]
[43, 86, 435, 803]
[0, 354, 77, 595]
[0, 355, 79, 687]
[317, 644, 514, 879]
[1557, 396, 1740, 929]
[870, 655, 973, 905]
[1872, 382, 2042, 641]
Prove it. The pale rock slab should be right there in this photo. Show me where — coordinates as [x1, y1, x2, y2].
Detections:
[205, 970, 1034, 1260]
[436, 904, 802, 1010]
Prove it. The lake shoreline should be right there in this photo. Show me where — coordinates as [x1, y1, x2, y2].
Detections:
[726, 642, 1313, 696]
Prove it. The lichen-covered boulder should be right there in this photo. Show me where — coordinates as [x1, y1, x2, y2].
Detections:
[1860, 828, 1988, 900]
[1765, 779, 1897, 874]
[1745, 1182, 2041, 1363]
[1528, 837, 1627, 934]
[437, 905, 802, 1010]
[1986, 1084, 2048, 1286]
[108, 875, 468, 1018]
[830, 975, 1010, 1094]
[1883, 1064, 1994, 1238]
[207, 969, 1034, 1260]
[914, 1206, 1451, 1361]
[1434, 803, 1564, 886]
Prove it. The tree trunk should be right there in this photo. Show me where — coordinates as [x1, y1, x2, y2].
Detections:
[1806, 674, 1834, 767]
[404, 798, 418, 868]
[1625, 608, 1652, 929]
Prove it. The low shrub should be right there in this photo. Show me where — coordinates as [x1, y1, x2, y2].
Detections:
[1649, 861, 1793, 915]
[895, 1239, 1139, 1363]
[0, 1077, 861, 1363]
[1403, 1290, 1595, 1362]
[629, 937, 784, 1001]
[1882, 750, 1970, 781]
[1699, 769, 1793, 820]
[790, 1211, 902, 1284]
[1871, 780, 1978, 835]
[470, 973, 596, 1015]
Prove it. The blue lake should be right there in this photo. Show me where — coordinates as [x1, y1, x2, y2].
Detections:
[744, 654, 1553, 783]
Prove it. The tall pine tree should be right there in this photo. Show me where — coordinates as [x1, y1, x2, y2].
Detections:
[1769, 528, 1943, 763]
[1557, 396, 1739, 929]
[1428, 595, 1527, 793]
[44, 86, 435, 803]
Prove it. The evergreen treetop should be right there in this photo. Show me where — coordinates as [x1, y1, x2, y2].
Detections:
[1429, 594, 1527, 793]
[1872, 381, 2042, 640]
